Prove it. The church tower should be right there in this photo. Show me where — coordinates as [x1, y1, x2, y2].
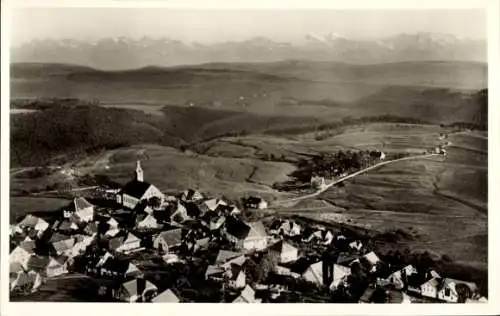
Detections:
[135, 160, 144, 182]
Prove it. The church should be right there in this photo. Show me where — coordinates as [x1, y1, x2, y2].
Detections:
[116, 161, 165, 209]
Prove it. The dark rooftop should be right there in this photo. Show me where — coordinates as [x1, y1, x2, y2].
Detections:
[120, 180, 152, 199]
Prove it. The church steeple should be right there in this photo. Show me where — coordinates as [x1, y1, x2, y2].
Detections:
[136, 160, 144, 182]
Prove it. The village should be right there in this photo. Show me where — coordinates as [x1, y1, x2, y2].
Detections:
[9, 144, 487, 303]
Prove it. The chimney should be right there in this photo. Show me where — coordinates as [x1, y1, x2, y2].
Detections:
[137, 276, 146, 297]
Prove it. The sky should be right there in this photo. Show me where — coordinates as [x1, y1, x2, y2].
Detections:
[11, 8, 486, 45]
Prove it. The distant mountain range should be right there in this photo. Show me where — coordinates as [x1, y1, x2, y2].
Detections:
[11, 32, 486, 70]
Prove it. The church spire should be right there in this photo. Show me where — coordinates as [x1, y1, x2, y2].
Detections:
[136, 160, 144, 182]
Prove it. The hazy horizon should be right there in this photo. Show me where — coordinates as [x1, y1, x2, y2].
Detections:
[11, 8, 486, 46]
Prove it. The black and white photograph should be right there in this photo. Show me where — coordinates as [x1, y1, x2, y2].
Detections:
[1, 0, 497, 311]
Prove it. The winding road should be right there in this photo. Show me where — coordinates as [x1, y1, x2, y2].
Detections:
[271, 153, 440, 207]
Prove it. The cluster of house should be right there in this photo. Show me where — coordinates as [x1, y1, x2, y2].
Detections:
[9, 161, 486, 303]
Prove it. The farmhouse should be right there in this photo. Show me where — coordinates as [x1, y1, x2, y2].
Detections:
[153, 228, 183, 254]
[215, 250, 246, 268]
[311, 176, 326, 190]
[10, 270, 43, 294]
[384, 265, 418, 290]
[109, 232, 141, 253]
[115, 278, 158, 302]
[64, 197, 94, 222]
[100, 258, 141, 278]
[116, 161, 164, 209]
[10, 242, 36, 270]
[244, 196, 268, 210]
[170, 202, 190, 223]
[437, 278, 478, 303]
[49, 233, 75, 256]
[152, 289, 180, 303]
[232, 285, 260, 303]
[16, 215, 49, 237]
[27, 255, 68, 277]
[136, 213, 161, 230]
[269, 240, 298, 264]
[329, 264, 352, 291]
[180, 189, 204, 203]
[225, 264, 246, 289]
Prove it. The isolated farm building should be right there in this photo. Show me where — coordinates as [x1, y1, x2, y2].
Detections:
[244, 196, 268, 210]
[63, 197, 94, 222]
[10, 242, 36, 270]
[136, 213, 162, 230]
[232, 285, 260, 303]
[10, 270, 43, 294]
[269, 240, 299, 264]
[16, 215, 49, 237]
[311, 176, 326, 190]
[152, 289, 180, 303]
[115, 277, 158, 302]
[116, 161, 165, 209]
[436, 278, 478, 303]
[180, 189, 205, 203]
[153, 228, 183, 253]
[109, 232, 141, 254]
[27, 255, 68, 277]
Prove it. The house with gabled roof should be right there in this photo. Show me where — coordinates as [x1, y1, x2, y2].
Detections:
[244, 196, 268, 210]
[116, 161, 165, 209]
[437, 278, 478, 303]
[232, 285, 260, 303]
[16, 215, 49, 237]
[170, 202, 190, 223]
[152, 289, 180, 303]
[109, 232, 141, 254]
[180, 189, 204, 203]
[329, 264, 352, 291]
[215, 249, 246, 268]
[114, 277, 158, 302]
[420, 277, 441, 299]
[202, 198, 228, 213]
[10, 270, 43, 294]
[136, 213, 162, 230]
[10, 224, 22, 236]
[243, 221, 268, 251]
[10, 242, 35, 270]
[50, 234, 75, 256]
[63, 197, 94, 222]
[223, 216, 251, 244]
[105, 227, 121, 238]
[269, 240, 298, 264]
[27, 255, 67, 277]
[384, 265, 418, 290]
[225, 263, 246, 290]
[153, 228, 183, 254]
[100, 257, 141, 279]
